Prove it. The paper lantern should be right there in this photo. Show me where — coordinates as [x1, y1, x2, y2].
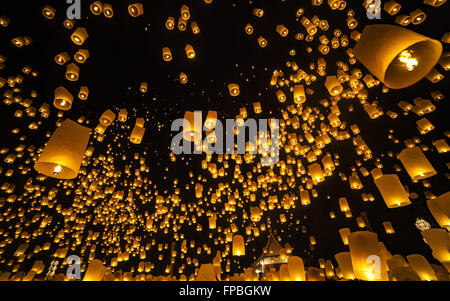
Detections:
[325, 76, 343, 96]
[228, 84, 240, 96]
[103, 4, 113, 18]
[196, 264, 216, 281]
[421, 229, 450, 271]
[339, 228, 351, 245]
[253, 8, 264, 17]
[374, 174, 411, 208]
[353, 25, 442, 89]
[71, 27, 88, 45]
[424, 0, 447, 6]
[427, 192, 450, 229]
[348, 231, 388, 281]
[382, 221, 395, 234]
[65, 63, 79, 81]
[42, 5, 56, 19]
[55, 52, 70, 65]
[185, 44, 196, 59]
[83, 259, 107, 281]
[335, 252, 355, 280]
[34, 119, 91, 179]
[406, 254, 437, 281]
[293, 85, 306, 104]
[90, 1, 103, 15]
[118, 109, 128, 122]
[179, 72, 188, 84]
[257, 36, 268, 48]
[245, 24, 253, 35]
[287, 256, 305, 281]
[191, 22, 200, 34]
[130, 126, 145, 144]
[78, 86, 89, 100]
[232, 235, 245, 256]
[397, 146, 437, 180]
[178, 18, 187, 31]
[180, 4, 190, 20]
[165, 17, 175, 30]
[162, 47, 172, 62]
[128, 3, 144, 17]
[276, 25, 289, 37]
[74, 49, 89, 64]
[183, 111, 202, 142]
[410, 9, 426, 25]
[204, 111, 217, 130]
[53, 86, 73, 111]
[99, 109, 116, 126]
[383, 1, 401, 15]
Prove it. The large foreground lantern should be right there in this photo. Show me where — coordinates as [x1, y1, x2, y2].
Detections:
[427, 192, 450, 229]
[397, 146, 437, 181]
[353, 24, 442, 89]
[34, 119, 91, 179]
[348, 231, 388, 281]
[374, 174, 411, 208]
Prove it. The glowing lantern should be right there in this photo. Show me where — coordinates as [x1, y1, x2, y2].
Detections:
[287, 256, 305, 281]
[42, 5, 56, 19]
[348, 231, 388, 281]
[374, 174, 411, 208]
[65, 63, 79, 81]
[183, 111, 202, 142]
[397, 146, 437, 180]
[232, 235, 245, 256]
[74, 49, 89, 64]
[406, 254, 437, 281]
[325, 76, 343, 96]
[191, 22, 200, 34]
[253, 8, 264, 17]
[118, 109, 128, 122]
[382, 222, 395, 234]
[130, 126, 145, 144]
[257, 36, 268, 48]
[166, 17, 175, 30]
[99, 109, 116, 126]
[78, 86, 89, 100]
[204, 111, 217, 130]
[353, 25, 442, 89]
[339, 228, 351, 245]
[103, 4, 113, 18]
[83, 259, 107, 281]
[410, 9, 426, 25]
[335, 252, 355, 280]
[128, 3, 144, 17]
[90, 1, 103, 15]
[228, 84, 240, 96]
[427, 192, 450, 229]
[179, 72, 188, 84]
[181, 4, 190, 20]
[34, 119, 91, 179]
[383, 1, 401, 15]
[276, 25, 289, 37]
[245, 24, 253, 35]
[162, 47, 172, 61]
[55, 52, 70, 65]
[185, 44, 196, 59]
[71, 27, 88, 45]
[421, 229, 450, 271]
[53, 86, 73, 111]
[293, 85, 306, 104]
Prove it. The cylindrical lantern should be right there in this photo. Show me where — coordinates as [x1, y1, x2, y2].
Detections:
[232, 235, 245, 256]
[353, 25, 442, 89]
[83, 259, 107, 281]
[130, 126, 145, 144]
[374, 174, 411, 208]
[99, 109, 116, 126]
[348, 231, 388, 281]
[334, 252, 355, 280]
[397, 146, 437, 180]
[406, 254, 437, 281]
[34, 119, 91, 179]
[228, 83, 240, 96]
[128, 3, 144, 17]
[71, 27, 88, 45]
[427, 192, 450, 229]
[325, 76, 343, 96]
[53, 86, 73, 111]
[287, 256, 305, 281]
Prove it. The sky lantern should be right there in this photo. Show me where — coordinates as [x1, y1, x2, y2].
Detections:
[34, 119, 91, 179]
